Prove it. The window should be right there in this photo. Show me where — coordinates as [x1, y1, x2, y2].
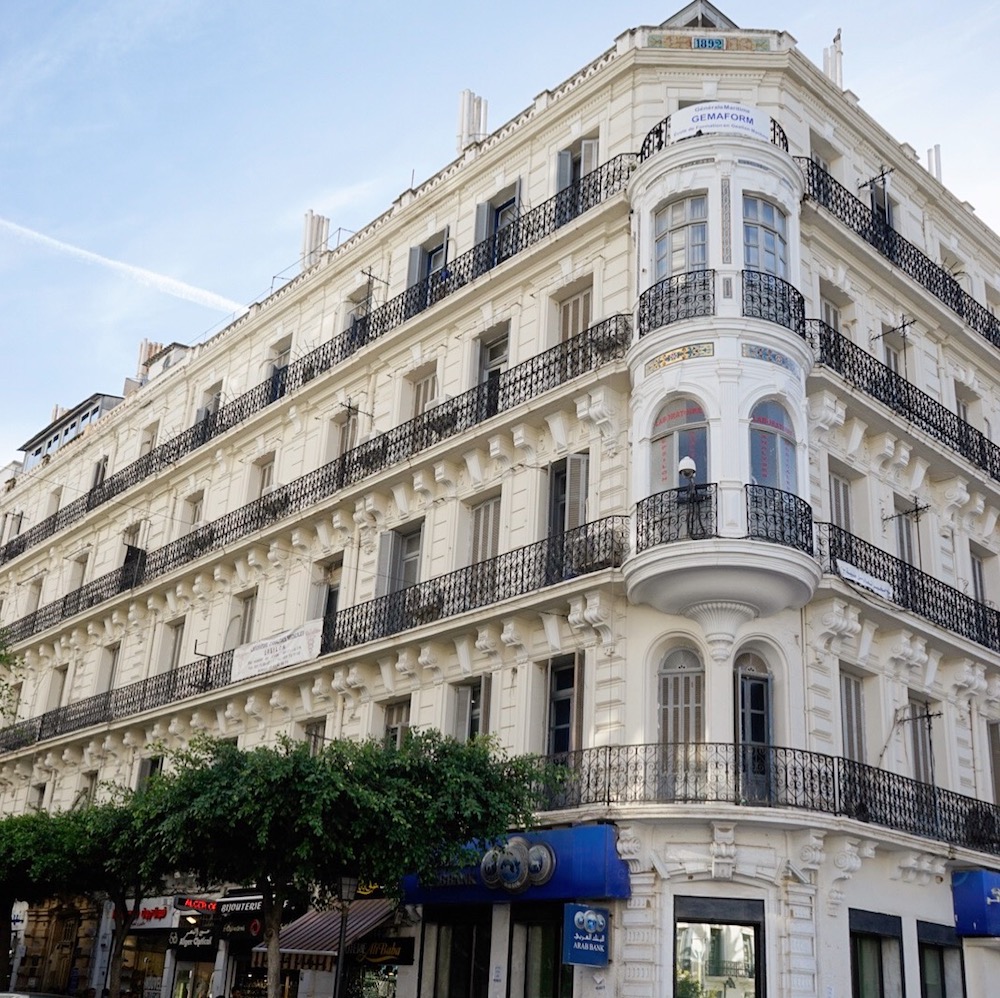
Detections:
[749, 400, 797, 492]
[651, 397, 709, 490]
[510, 903, 574, 998]
[869, 182, 896, 229]
[659, 648, 704, 744]
[429, 905, 491, 998]
[269, 336, 293, 401]
[654, 195, 708, 279]
[970, 550, 987, 604]
[830, 472, 853, 531]
[411, 369, 438, 417]
[384, 699, 411, 749]
[136, 755, 163, 790]
[328, 408, 359, 463]
[908, 696, 935, 785]
[312, 561, 342, 652]
[454, 676, 491, 743]
[675, 897, 764, 998]
[185, 491, 205, 529]
[253, 455, 275, 499]
[98, 642, 122, 694]
[47, 664, 67, 711]
[556, 136, 599, 225]
[548, 453, 589, 539]
[547, 654, 582, 755]
[990, 721, 1000, 804]
[841, 670, 866, 763]
[24, 576, 44, 615]
[303, 719, 327, 756]
[849, 909, 903, 998]
[406, 229, 449, 312]
[474, 180, 521, 270]
[821, 298, 841, 333]
[139, 421, 159, 457]
[893, 498, 916, 565]
[917, 922, 965, 998]
[881, 326, 905, 377]
[376, 524, 423, 596]
[558, 284, 592, 342]
[235, 590, 257, 647]
[200, 381, 223, 419]
[31, 782, 47, 812]
[478, 327, 509, 420]
[92, 455, 109, 490]
[743, 196, 787, 278]
[161, 618, 186, 673]
[470, 495, 502, 564]
[68, 551, 89, 591]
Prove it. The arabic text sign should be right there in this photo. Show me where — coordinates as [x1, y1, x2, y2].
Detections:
[562, 904, 610, 966]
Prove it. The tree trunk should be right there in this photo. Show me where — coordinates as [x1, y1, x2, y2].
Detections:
[108, 892, 136, 998]
[0, 893, 14, 989]
[262, 887, 282, 998]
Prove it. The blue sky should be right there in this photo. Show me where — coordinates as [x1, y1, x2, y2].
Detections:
[3, 0, 999, 466]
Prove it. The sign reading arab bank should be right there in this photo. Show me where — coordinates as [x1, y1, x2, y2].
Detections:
[232, 619, 323, 682]
[671, 101, 768, 144]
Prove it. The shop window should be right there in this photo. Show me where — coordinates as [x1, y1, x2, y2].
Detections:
[749, 399, 797, 492]
[654, 194, 708, 279]
[427, 904, 491, 998]
[743, 196, 787, 279]
[849, 909, 903, 998]
[917, 921, 965, 998]
[675, 896, 764, 998]
[510, 902, 574, 998]
[651, 397, 709, 491]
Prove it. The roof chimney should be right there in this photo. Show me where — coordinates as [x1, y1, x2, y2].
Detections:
[301, 210, 330, 271]
[457, 90, 488, 154]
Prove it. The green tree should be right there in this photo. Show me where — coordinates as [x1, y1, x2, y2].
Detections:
[0, 809, 80, 988]
[71, 784, 177, 998]
[152, 732, 557, 998]
[0, 639, 24, 723]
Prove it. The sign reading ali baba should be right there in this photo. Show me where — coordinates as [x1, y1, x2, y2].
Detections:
[232, 618, 323, 682]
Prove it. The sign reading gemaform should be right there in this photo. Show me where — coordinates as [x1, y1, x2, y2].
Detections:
[232, 618, 323, 682]
[670, 101, 768, 143]
[562, 904, 610, 966]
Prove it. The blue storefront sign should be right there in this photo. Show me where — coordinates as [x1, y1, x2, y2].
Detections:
[562, 904, 610, 966]
[952, 870, 1000, 936]
[403, 825, 631, 904]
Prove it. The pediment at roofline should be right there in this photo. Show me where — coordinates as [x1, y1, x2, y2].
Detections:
[660, 1, 739, 30]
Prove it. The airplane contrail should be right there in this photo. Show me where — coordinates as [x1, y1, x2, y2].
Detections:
[0, 217, 246, 314]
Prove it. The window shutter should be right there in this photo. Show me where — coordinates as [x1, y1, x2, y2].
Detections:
[454, 686, 473, 743]
[581, 138, 599, 176]
[557, 150, 573, 191]
[471, 497, 502, 563]
[474, 202, 491, 244]
[512, 177, 522, 211]
[375, 532, 399, 597]
[829, 473, 852, 531]
[840, 672, 865, 762]
[479, 674, 492, 735]
[564, 454, 589, 530]
[406, 246, 424, 288]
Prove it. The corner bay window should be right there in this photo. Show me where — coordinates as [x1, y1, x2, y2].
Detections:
[655, 195, 707, 279]
[749, 400, 796, 492]
[651, 397, 709, 490]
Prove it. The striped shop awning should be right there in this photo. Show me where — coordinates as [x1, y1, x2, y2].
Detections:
[250, 899, 396, 972]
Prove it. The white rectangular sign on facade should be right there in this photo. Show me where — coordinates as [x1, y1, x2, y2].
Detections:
[232, 618, 323, 682]
[670, 101, 768, 143]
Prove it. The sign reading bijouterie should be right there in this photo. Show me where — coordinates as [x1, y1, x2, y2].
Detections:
[232, 619, 323, 682]
[219, 897, 264, 917]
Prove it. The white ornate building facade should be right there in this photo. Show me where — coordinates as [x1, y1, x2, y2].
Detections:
[1, 3, 999, 996]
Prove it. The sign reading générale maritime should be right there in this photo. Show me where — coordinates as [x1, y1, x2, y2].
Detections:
[671, 101, 768, 144]
[562, 904, 610, 967]
[232, 618, 323, 682]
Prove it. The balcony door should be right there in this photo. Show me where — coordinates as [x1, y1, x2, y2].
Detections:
[545, 453, 589, 583]
[736, 653, 772, 803]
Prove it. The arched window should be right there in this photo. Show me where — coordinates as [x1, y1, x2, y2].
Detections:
[651, 397, 709, 491]
[749, 400, 796, 492]
[743, 196, 787, 278]
[659, 648, 704, 744]
[654, 195, 708, 279]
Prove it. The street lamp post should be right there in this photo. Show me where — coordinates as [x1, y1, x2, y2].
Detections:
[332, 874, 359, 998]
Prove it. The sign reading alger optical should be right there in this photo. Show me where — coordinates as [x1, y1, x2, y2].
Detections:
[670, 101, 769, 144]
[232, 618, 323, 683]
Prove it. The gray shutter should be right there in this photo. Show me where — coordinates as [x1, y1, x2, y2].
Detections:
[581, 138, 599, 176]
[406, 246, 424, 288]
[454, 686, 473, 743]
[512, 177, 522, 212]
[474, 203, 491, 244]
[375, 532, 399, 596]
[557, 150, 573, 191]
[565, 453, 589, 530]
[480, 674, 492, 735]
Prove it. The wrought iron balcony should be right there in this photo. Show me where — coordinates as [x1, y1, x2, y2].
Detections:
[637, 270, 716, 337]
[634, 484, 812, 556]
[639, 114, 788, 162]
[820, 524, 1000, 653]
[809, 318, 1000, 483]
[0, 318, 629, 648]
[543, 741, 1000, 856]
[796, 157, 1000, 352]
[0, 157, 638, 573]
[0, 517, 628, 754]
[741, 270, 806, 336]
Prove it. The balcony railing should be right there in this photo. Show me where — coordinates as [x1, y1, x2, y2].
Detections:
[0, 518, 628, 754]
[634, 484, 812, 556]
[746, 485, 813, 555]
[635, 484, 718, 550]
[543, 741, 1000, 856]
[0, 318, 630, 648]
[797, 157, 1000, 352]
[638, 114, 788, 162]
[808, 318, 1000, 483]
[0, 157, 638, 573]
[741, 270, 805, 336]
[637, 270, 716, 337]
[820, 524, 1000, 653]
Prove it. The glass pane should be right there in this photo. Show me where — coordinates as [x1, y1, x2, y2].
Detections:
[751, 428, 778, 487]
[852, 935, 883, 998]
[675, 920, 758, 997]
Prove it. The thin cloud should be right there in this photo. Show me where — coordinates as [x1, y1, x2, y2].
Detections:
[0, 217, 245, 314]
